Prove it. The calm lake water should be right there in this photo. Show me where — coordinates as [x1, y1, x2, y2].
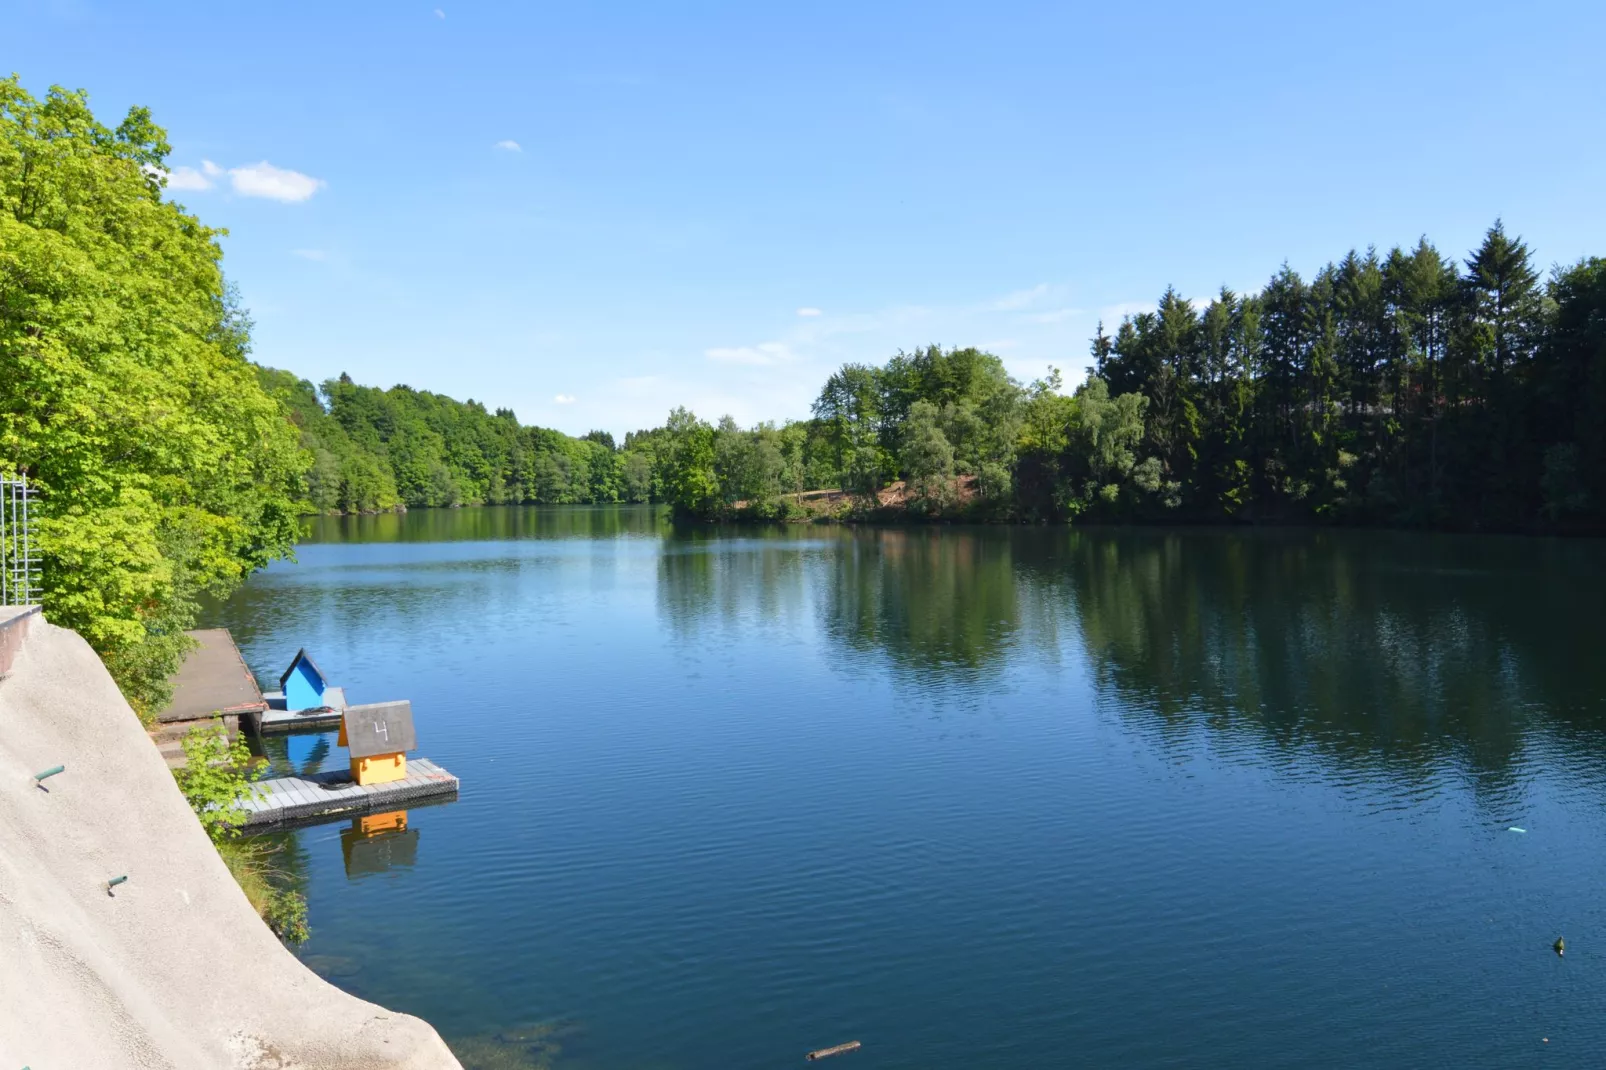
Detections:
[203, 507, 1606, 1068]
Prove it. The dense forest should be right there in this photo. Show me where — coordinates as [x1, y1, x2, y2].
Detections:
[251, 225, 1606, 534]
[291, 222, 1604, 534]
[254, 369, 647, 512]
[649, 225, 1606, 532]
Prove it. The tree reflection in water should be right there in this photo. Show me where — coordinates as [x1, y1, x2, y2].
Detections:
[656, 523, 1606, 791]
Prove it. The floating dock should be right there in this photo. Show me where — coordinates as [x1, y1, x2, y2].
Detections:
[242, 757, 458, 829]
[249, 686, 349, 733]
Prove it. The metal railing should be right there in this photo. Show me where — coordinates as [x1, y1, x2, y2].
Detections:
[1, 478, 41, 606]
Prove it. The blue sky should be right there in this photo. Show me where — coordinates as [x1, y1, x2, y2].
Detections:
[8, 1, 1605, 436]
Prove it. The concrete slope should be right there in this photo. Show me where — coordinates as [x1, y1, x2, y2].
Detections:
[0, 614, 464, 1070]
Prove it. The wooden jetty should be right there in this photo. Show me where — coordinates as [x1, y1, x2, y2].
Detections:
[242, 757, 458, 829]
[151, 629, 269, 765]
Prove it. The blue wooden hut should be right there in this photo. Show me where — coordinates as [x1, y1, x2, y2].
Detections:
[280, 648, 331, 712]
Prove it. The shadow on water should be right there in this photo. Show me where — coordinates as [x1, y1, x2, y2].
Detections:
[1028, 527, 1606, 791]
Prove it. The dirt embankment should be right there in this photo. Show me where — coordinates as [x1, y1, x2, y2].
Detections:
[0, 610, 463, 1070]
[756, 475, 983, 520]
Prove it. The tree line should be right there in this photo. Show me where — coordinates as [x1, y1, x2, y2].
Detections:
[254, 370, 652, 512]
[651, 225, 1606, 532]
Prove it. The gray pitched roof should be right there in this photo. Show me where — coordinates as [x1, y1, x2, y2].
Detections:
[342, 701, 417, 758]
[279, 647, 327, 690]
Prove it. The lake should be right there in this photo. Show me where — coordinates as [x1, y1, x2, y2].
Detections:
[203, 507, 1606, 1068]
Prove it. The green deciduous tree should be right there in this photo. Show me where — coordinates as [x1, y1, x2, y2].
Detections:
[0, 78, 306, 715]
[902, 400, 956, 510]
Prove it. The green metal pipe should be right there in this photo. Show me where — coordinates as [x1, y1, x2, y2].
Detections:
[33, 765, 64, 782]
[107, 875, 128, 896]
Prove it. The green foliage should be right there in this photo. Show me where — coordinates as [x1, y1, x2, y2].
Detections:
[902, 400, 956, 510]
[258, 369, 652, 514]
[814, 363, 890, 504]
[218, 838, 311, 944]
[0, 77, 306, 715]
[659, 407, 719, 518]
[173, 720, 309, 943]
[173, 719, 258, 844]
[649, 223, 1606, 532]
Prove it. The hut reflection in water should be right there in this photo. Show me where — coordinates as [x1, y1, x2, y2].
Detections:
[340, 810, 419, 879]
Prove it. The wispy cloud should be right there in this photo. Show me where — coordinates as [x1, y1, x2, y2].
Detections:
[495, 140, 521, 152]
[706, 342, 795, 366]
[433, 7, 445, 17]
[160, 159, 225, 192]
[795, 307, 822, 317]
[987, 283, 1051, 312]
[291, 249, 328, 261]
[553, 393, 576, 404]
[229, 161, 324, 202]
[164, 166, 213, 191]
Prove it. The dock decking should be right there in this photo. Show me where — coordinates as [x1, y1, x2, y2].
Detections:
[242, 757, 458, 828]
[250, 686, 348, 733]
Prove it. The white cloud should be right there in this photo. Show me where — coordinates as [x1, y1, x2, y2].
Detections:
[495, 140, 521, 152]
[291, 249, 328, 261]
[159, 158, 324, 202]
[228, 161, 324, 202]
[434, 7, 445, 17]
[164, 166, 213, 191]
[795, 306, 822, 317]
[705, 342, 795, 366]
[988, 283, 1050, 312]
[553, 393, 576, 404]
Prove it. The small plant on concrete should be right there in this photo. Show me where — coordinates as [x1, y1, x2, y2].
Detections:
[172, 718, 311, 943]
[174, 718, 258, 844]
[219, 839, 312, 944]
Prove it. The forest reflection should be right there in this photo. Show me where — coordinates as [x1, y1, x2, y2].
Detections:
[657, 524, 1606, 779]
[301, 502, 671, 544]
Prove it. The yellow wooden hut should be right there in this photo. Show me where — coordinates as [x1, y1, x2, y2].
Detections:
[336, 700, 417, 785]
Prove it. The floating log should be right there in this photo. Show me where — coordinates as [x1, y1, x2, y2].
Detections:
[806, 1041, 861, 1061]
